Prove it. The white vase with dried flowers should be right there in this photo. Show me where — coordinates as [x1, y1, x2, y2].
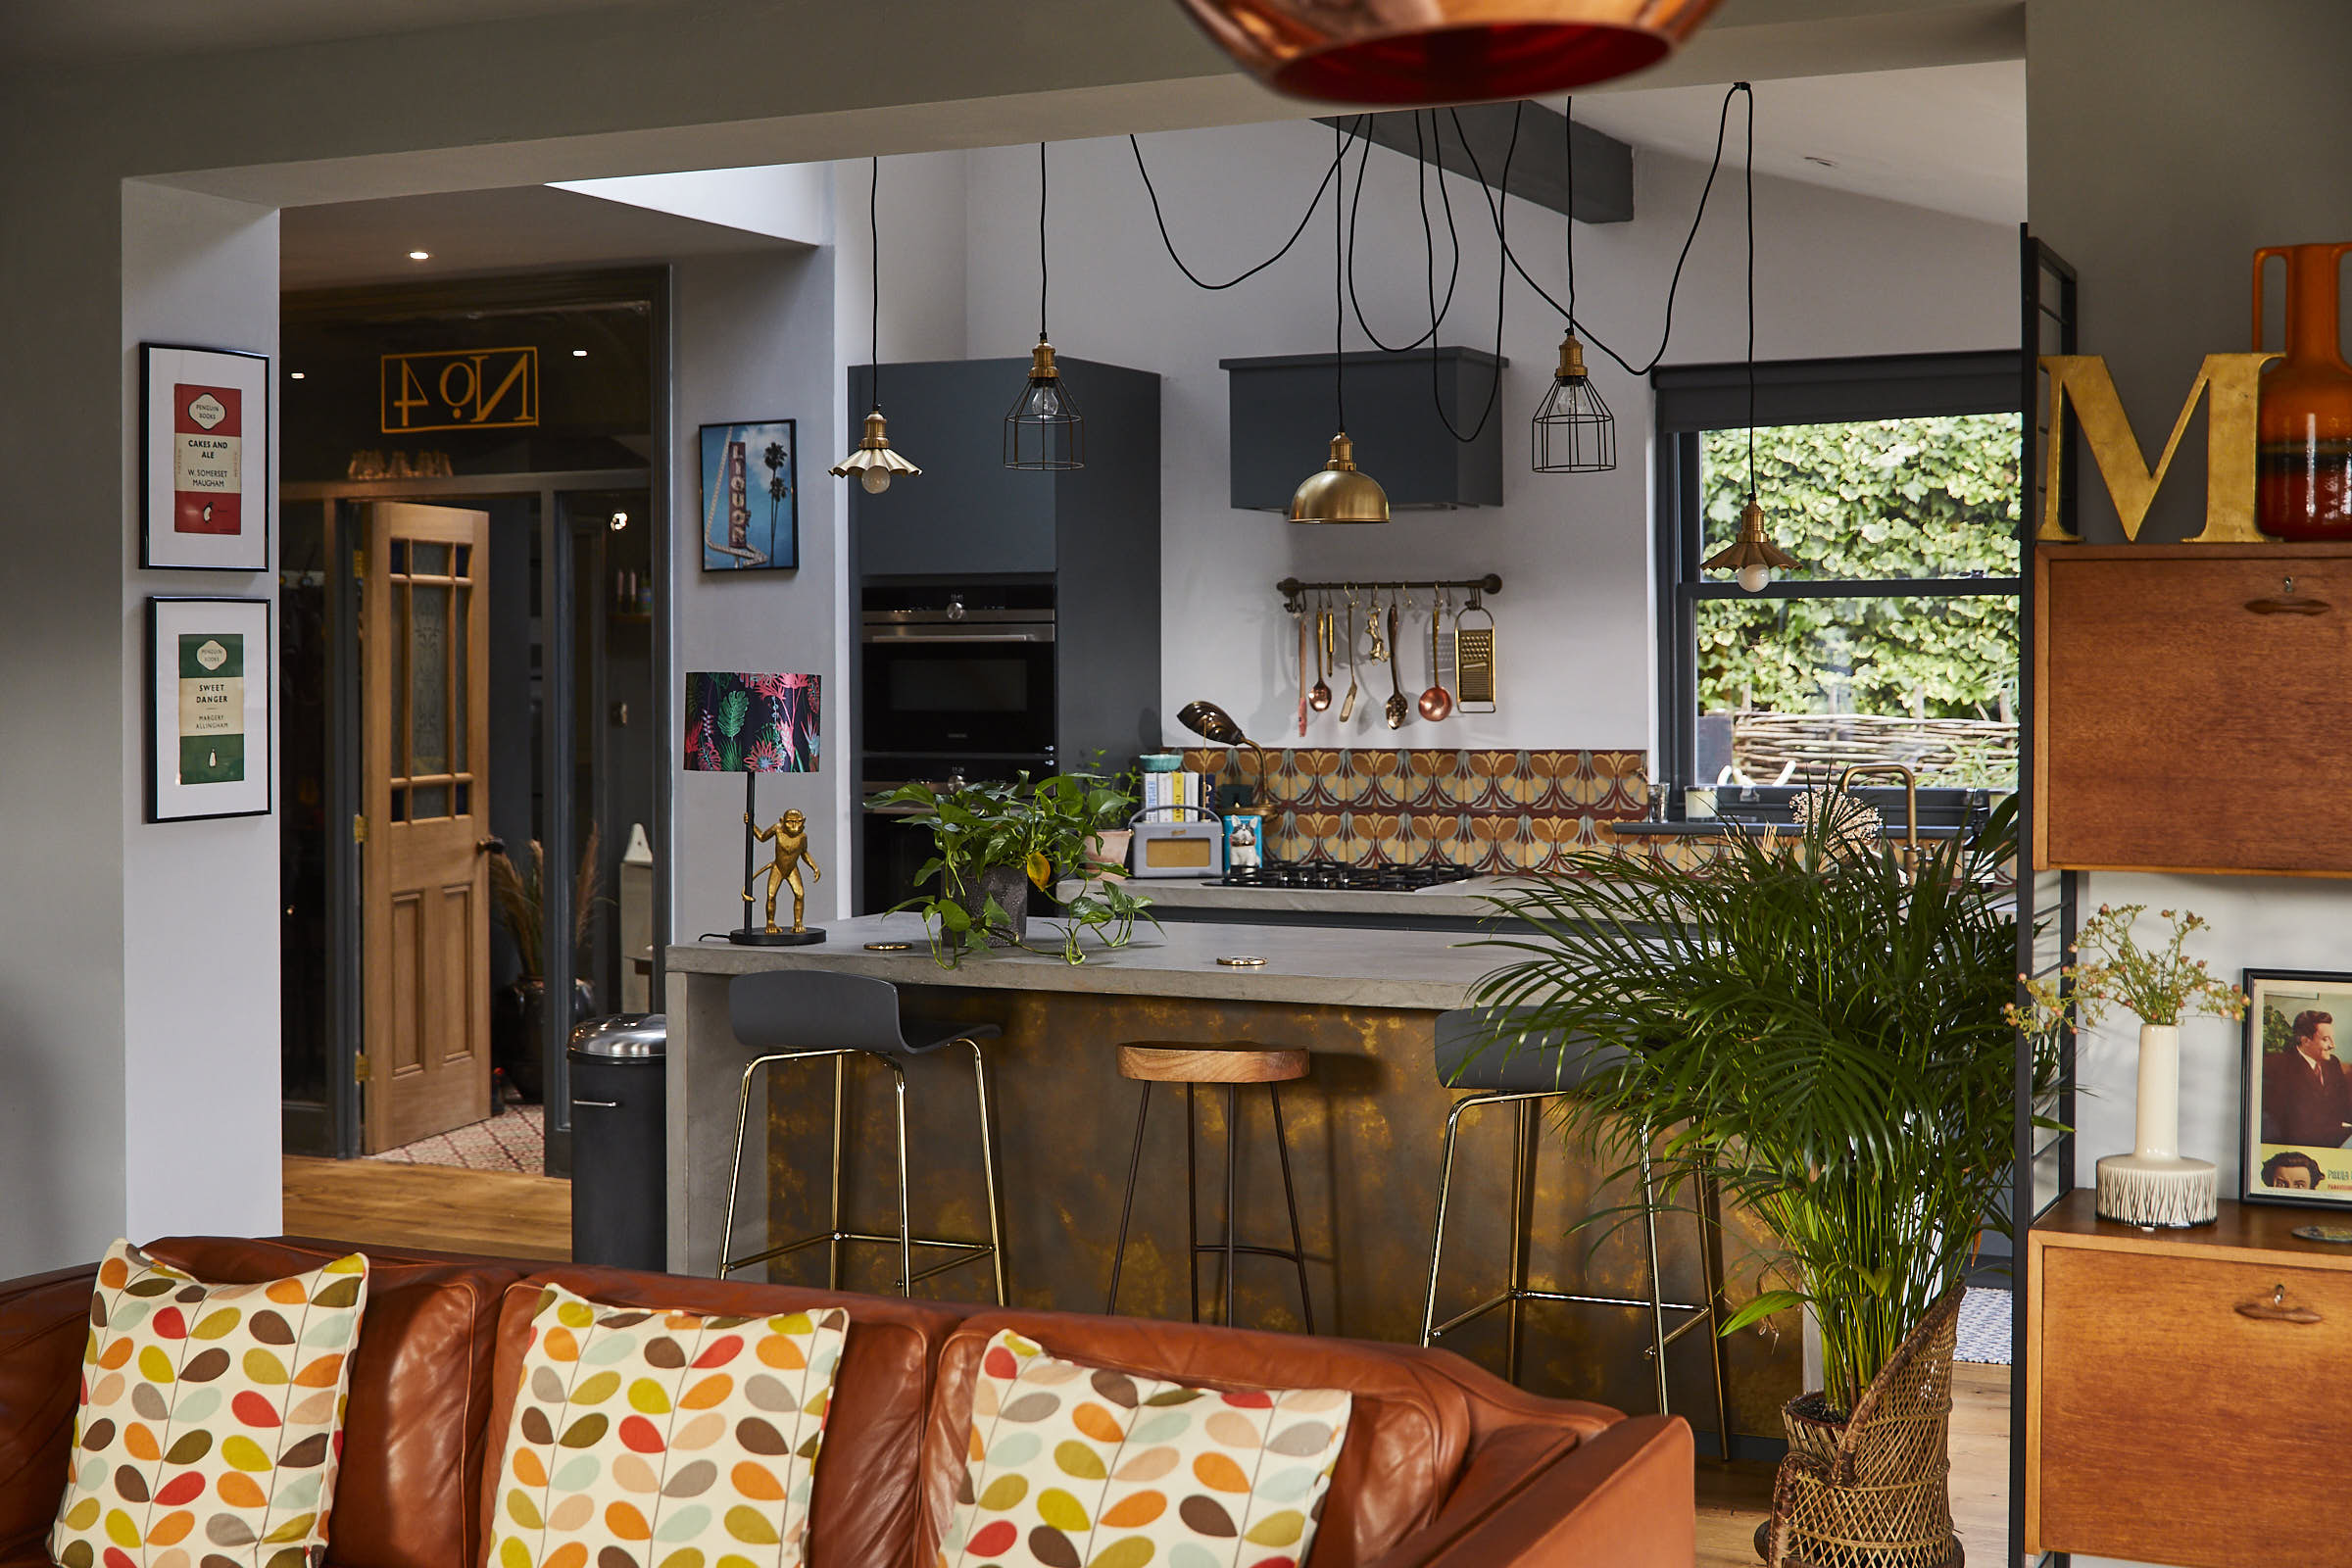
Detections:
[2014, 904, 2247, 1228]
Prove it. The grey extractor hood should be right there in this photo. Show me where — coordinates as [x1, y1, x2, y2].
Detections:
[1221, 347, 1507, 511]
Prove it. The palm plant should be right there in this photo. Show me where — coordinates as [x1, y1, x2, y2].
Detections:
[486, 823, 603, 980]
[1470, 795, 2060, 1417]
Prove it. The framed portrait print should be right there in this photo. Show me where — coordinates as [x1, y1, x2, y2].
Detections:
[2241, 968, 2352, 1208]
[148, 597, 271, 822]
[699, 419, 797, 571]
[142, 343, 270, 571]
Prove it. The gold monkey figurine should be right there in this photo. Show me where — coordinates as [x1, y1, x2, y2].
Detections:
[745, 807, 822, 934]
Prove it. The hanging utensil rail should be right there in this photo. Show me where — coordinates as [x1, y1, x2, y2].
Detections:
[1276, 574, 1500, 613]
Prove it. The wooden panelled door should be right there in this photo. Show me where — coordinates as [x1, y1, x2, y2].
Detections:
[360, 503, 493, 1152]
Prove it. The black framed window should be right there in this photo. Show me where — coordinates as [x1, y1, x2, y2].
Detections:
[1652, 350, 2025, 794]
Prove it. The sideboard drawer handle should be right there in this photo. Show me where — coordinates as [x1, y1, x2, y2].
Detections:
[2245, 595, 2331, 615]
[2237, 1283, 2324, 1323]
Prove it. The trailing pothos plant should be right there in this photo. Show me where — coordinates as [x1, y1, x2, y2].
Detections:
[1467, 794, 2063, 1419]
[864, 771, 1154, 968]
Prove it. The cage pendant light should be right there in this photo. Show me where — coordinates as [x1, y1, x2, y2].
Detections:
[831, 157, 920, 495]
[1697, 85, 1795, 592]
[1005, 143, 1084, 470]
[1290, 122, 1390, 525]
[1532, 98, 1616, 474]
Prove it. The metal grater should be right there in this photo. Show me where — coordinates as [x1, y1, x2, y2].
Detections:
[1454, 604, 1496, 712]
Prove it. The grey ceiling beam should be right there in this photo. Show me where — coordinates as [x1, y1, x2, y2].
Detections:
[1320, 102, 1634, 225]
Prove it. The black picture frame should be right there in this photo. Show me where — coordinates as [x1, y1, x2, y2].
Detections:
[140, 341, 271, 572]
[697, 418, 798, 571]
[147, 595, 273, 822]
[2240, 967, 2352, 1208]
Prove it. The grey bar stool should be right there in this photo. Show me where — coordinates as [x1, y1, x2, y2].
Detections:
[1420, 1007, 1730, 1458]
[1104, 1043, 1314, 1332]
[721, 969, 1005, 1302]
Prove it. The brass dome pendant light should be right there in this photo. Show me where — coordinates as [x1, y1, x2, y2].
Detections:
[1700, 88, 1796, 592]
[1291, 122, 1390, 524]
[830, 157, 920, 495]
[1004, 143, 1083, 470]
[1169, 0, 1724, 106]
[1532, 96, 1616, 473]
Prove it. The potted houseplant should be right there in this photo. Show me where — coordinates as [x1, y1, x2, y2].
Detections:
[486, 826, 604, 1103]
[1470, 791, 2061, 1568]
[864, 771, 1154, 967]
[2013, 904, 2244, 1229]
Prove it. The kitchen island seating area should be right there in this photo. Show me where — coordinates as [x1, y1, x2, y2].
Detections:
[0, 1235, 1699, 1568]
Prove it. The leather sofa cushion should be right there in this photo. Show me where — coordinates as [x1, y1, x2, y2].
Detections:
[144, 1239, 519, 1568]
[485, 1269, 963, 1568]
[916, 1313, 1488, 1568]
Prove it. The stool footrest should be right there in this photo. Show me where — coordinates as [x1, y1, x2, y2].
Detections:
[1429, 1286, 1714, 1341]
[1190, 1242, 1310, 1261]
[723, 1229, 996, 1279]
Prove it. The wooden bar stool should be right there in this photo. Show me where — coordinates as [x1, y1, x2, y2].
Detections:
[720, 969, 1005, 1302]
[1104, 1043, 1315, 1332]
[1419, 1007, 1730, 1458]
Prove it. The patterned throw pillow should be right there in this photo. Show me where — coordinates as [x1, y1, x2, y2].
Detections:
[485, 1284, 848, 1568]
[939, 1330, 1352, 1568]
[50, 1239, 371, 1568]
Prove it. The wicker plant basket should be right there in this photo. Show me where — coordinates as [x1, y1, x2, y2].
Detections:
[1761, 1288, 1965, 1568]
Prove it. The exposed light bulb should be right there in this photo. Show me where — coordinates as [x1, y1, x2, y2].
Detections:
[1737, 564, 1774, 593]
[859, 468, 893, 495]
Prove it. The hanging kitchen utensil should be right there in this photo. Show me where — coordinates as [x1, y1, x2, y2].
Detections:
[1454, 585, 1497, 713]
[1418, 585, 1454, 721]
[1338, 589, 1360, 723]
[1296, 608, 1310, 737]
[1384, 598, 1409, 730]
[1365, 589, 1391, 663]
[1308, 596, 1334, 712]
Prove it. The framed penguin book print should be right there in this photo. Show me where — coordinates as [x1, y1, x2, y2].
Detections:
[148, 597, 271, 822]
[142, 342, 270, 570]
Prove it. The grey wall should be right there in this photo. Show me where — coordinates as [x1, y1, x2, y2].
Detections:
[2027, 6, 2352, 1560]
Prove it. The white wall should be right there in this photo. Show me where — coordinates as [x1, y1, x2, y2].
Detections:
[956, 119, 2017, 756]
[671, 243, 851, 937]
[120, 179, 284, 1244]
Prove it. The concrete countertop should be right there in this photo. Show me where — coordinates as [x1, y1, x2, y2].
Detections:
[1054, 873, 1543, 924]
[667, 910, 1503, 1011]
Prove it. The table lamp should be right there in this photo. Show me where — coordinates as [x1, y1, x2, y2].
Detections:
[1178, 700, 1270, 809]
[685, 670, 824, 946]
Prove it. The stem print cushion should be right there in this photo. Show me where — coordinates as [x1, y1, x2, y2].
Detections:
[50, 1239, 372, 1568]
[485, 1285, 848, 1568]
[938, 1330, 1352, 1568]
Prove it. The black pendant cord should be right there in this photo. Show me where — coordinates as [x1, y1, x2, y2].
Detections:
[868, 155, 882, 412]
[1333, 118, 1346, 433]
[1478, 82, 1750, 377]
[1132, 130, 1347, 291]
[1037, 141, 1050, 341]
[1422, 104, 1517, 444]
[1563, 95, 1577, 326]
[1744, 84, 1758, 501]
[1346, 115, 1457, 353]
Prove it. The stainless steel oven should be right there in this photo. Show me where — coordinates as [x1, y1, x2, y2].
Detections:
[859, 585, 1056, 760]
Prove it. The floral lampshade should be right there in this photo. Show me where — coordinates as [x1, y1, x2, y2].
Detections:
[683, 671, 819, 773]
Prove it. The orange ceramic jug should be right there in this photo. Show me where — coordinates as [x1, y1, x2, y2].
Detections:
[2255, 242, 2352, 539]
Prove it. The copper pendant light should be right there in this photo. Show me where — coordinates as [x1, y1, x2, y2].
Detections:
[1170, 0, 1722, 105]
[1292, 122, 1389, 524]
[830, 157, 921, 495]
[1004, 143, 1084, 470]
[1698, 85, 1795, 592]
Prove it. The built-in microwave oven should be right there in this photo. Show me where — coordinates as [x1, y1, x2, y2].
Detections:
[859, 585, 1055, 760]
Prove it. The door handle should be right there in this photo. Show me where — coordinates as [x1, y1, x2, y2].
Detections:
[2236, 1283, 2323, 1323]
[571, 1099, 621, 1108]
[476, 837, 505, 856]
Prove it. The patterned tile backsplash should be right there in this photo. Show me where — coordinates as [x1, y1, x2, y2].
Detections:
[1178, 747, 1649, 873]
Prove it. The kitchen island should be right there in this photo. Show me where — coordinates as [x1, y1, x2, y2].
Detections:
[663, 911, 1793, 1443]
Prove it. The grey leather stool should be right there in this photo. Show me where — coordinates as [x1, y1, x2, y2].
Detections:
[721, 969, 1005, 1302]
[1420, 1007, 1729, 1457]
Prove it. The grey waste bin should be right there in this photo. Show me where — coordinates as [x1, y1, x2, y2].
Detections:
[567, 1013, 667, 1270]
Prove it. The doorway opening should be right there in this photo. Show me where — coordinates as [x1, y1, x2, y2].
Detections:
[278, 270, 665, 1189]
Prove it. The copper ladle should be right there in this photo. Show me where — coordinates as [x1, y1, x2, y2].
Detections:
[1308, 599, 1333, 712]
[1418, 588, 1453, 721]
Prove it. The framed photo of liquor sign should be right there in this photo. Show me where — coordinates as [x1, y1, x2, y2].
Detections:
[141, 343, 270, 571]
[2241, 968, 2352, 1210]
[147, 596, 271, 822]
[699, 418, 797, 571]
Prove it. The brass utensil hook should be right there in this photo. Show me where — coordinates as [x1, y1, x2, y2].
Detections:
[1832, 761, 1919, 873]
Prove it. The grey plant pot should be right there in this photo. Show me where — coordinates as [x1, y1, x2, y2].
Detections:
[955, 864, 1030, 947]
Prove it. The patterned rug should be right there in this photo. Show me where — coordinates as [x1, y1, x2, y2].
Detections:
[1955, 1286, 2012, 1365]
[366, 1103, 546, 1173]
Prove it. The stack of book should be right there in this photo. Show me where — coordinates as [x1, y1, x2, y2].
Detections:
[1139, 768, 1209, 818]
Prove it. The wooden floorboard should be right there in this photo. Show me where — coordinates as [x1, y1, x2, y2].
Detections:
[281, 1155, 571, 1261]
[1696, 1361, 2009, 1568]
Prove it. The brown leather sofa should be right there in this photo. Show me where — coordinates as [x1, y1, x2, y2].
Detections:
[0, 1238, 1694, 1568]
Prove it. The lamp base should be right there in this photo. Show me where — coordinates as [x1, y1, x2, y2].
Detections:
[727, 927, 827, 947]
[2095, 1152, 2218, 1229]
